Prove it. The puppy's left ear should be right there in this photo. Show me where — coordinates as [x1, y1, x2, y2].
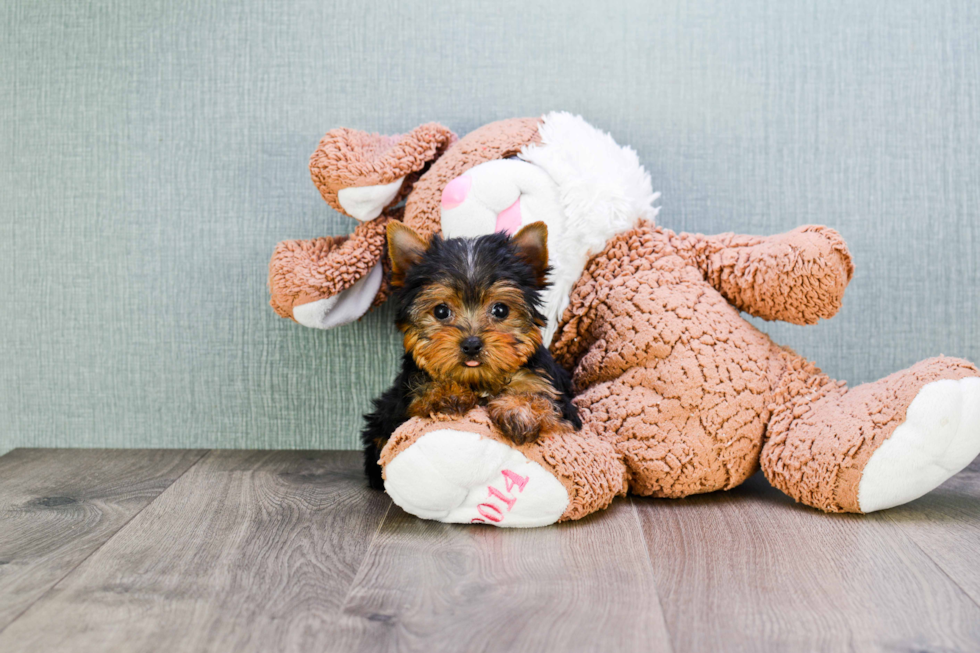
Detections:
[387, 222, 428, 287]
[511, 222, 549, 287]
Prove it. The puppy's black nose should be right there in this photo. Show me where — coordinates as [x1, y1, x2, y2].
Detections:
[460, 336, 483, 357]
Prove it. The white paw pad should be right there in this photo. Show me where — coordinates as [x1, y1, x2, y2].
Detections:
[383, 429, 569, 528]
[859, 377, 980, 512]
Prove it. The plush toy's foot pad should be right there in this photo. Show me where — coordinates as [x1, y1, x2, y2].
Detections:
[859, 377, 980, 512]
[383, 429, 569, 527]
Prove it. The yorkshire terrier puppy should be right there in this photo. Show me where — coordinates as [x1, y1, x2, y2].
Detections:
[360, 221, 581, 489]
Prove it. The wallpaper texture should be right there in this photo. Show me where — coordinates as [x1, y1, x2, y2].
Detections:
[1, 0, 977, 450]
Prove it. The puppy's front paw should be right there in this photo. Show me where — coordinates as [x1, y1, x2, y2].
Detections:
[430, 393, 478, 416]
[492, 410, 542, 445]
[409, 381, 478, 418]
[488, 394, 552, 445]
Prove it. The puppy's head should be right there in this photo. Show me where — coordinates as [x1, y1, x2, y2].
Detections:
[386, 221, 550, 386]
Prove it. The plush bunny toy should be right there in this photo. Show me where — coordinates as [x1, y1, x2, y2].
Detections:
[270, 112, 980, 527]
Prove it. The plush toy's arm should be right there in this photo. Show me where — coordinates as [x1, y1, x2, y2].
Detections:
[269, 210, 396, 329]
[671, 225, 854, 325]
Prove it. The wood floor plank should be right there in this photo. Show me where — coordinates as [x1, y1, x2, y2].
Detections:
[334, 498, 673, 653]
[0, 450, 391, 653]
[0, 448, 206, 632]
[875, 458, 980, 607]
[635, 471, 980, 652]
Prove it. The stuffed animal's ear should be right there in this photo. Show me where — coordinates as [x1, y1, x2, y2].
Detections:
[386, 222, 428, 287]
[310, 123, 457, 222]
[511, 222, 549, 287]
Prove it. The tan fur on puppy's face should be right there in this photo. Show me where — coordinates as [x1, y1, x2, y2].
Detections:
[401, 280, 542, 389]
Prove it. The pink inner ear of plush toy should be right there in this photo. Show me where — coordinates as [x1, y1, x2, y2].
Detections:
[441, 175, 471, 210]
[495, 197, 522, 235]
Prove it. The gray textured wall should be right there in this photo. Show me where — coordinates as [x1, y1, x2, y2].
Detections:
[1, 0, 978, 452]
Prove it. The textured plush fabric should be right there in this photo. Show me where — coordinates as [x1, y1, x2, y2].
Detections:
[2, 1, 980, 452]
[675, 226, 855, 326]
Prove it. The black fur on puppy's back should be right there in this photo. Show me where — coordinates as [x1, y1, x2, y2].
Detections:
[361, 352, 423, 490]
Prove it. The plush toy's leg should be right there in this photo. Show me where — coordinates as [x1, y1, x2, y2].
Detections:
[573, 375, 768, 499]
[378, 409, 627, 527]
[762, 356, 980, 513]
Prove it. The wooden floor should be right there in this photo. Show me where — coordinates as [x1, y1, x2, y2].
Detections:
[1, 451, 979, 652]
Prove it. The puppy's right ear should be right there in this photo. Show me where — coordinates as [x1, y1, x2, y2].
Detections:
[386, 222, 428, 287]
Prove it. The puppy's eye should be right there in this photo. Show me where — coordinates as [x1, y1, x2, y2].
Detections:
[433, 303, 451, 320]
[490, 302, 509, 319]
